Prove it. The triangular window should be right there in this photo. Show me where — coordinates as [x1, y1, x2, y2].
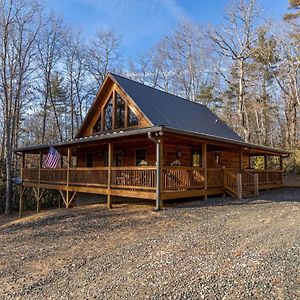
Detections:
[93, 113, 102, 133]
[104, 94, 113, 131]
[128, 108, 138, 127]
[115, 93, 125, 129]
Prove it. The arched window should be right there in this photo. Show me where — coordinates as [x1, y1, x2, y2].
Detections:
[104, 95, 113, 130]
[115, 93, 125, 129]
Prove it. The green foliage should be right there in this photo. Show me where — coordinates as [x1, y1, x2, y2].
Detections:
[22, 189, 61, 211]
[285, 149, 300, 174]
[250, 156, 264, 169]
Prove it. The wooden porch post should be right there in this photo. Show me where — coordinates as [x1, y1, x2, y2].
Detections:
[107, 143, 113, 209]
[280, 155, 283, 186]
[254, 174, 259, 196]
[66, 147, 71, 208]
[36, 151, 42, 212]
[19, 153, 25, 218]
[237, 173, 242, 200]
[155, 137, 163, 211]
[240, 148, 244, 171]
[264, 154, 269, 190]
[201, 143, 207, 200]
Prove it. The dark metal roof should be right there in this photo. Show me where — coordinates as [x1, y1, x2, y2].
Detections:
[111, 73, 244, 142]
[15, 125, 290, 155]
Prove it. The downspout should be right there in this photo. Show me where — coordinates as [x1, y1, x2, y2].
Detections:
[148, 132, 163, 211]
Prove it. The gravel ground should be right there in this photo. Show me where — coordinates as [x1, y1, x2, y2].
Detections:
[0, 188, 299, 300]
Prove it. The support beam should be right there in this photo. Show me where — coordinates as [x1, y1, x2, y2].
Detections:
[240, 147, 244, 171]
[237, 173, 242, 200]
[264, 154, 269, 191]
[36, 151, 42, 212]
[254, 174, 259, 196]
[155, 137, 163, 210]
[19, 153, 25, 218]
[280, 155, 283, 185]
[107, 143, 113, 209]
[66, 147, 71, 208]
[201, 143, 207, 200]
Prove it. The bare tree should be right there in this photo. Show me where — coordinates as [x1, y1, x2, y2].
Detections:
[86, 30, 121, 90]
[0, 0, 42, 214]
[209, 0, 259, 142]
[36, 13, 66, 143]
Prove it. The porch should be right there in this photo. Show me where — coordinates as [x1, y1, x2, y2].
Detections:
[21, 165, 283, 203]
[17, 128, 286, 215]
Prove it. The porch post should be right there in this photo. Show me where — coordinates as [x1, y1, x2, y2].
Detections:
[237, 173, 242, 200]
[201, 143, 207, 200]
[155, 137, 163, 211]
[280, 155, 283, 185]
[36, 151, 42, 212]
[66, 147, 71, 208]
[240, 147, 244, 171]
[264, 154, 269, 190]
[19, 153, 25, 218]
[254, 174, 259, 196]
[107, 143, 113, 209]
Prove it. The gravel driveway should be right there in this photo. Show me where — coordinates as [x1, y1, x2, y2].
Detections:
[0, 188, 299, 300]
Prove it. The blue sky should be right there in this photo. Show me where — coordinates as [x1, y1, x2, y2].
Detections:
[47, 0, 289, 59]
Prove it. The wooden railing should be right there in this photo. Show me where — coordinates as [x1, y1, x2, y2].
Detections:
[22, 167, 283, 195]
[163, 167, 205, 191]
[247, 169, 283, 187]
[241, 170, 254, 193]
[224, 170, 238, 196]
[69, 168, 108, 186]
[111, 166, 156, 190]
[23, 168, 109, 187]
[207, 167, 223, 188]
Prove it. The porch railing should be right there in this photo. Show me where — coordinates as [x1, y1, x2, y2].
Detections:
[22, 167, 283, 194]
[163, 166, 205, 191]
[247, 169, 283, 186]
[111, 166, 156, 190]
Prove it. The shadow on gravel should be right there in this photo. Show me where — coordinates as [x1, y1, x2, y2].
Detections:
[0, 206, 158, 235]
[167, 187, 300, 209]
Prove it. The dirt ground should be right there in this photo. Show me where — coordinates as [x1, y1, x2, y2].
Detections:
[0, 188, 299, 300]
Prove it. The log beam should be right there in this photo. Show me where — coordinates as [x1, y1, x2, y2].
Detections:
[201, 143, 207, 200]
[107, 143, 113, 209]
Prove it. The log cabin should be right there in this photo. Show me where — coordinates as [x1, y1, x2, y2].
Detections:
[15, 73, 289, 215]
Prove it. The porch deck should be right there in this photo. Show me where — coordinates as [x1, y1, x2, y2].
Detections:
[22, 166, 283, 201]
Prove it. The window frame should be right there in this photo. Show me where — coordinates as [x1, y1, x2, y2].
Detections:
[92, 88, 141, 134]
[135, 148, 147, 166]
[86, 152, 94, 168]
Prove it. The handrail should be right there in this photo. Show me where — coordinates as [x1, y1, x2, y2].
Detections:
[224, 169, 238, 198]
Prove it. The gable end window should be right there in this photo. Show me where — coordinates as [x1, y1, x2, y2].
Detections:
[115, 92, 126, 129]
[93, 113, 102, 133]
[104, 94, 113, 131]
[128, 108, 139, 127]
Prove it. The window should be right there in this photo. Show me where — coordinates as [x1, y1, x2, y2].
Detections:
[93, 113, 102, 133]
[86, 152, 94, 168]
[115, 93, 125, 129]
[104, 95, 113, 130]
[128, 108, 139, 127]
[115, 151, 124, 166]
[135, 148, 147, 166]
[192, 149, 201, 167]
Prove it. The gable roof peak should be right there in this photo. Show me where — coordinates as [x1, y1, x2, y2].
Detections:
[108, 72, 244, 143]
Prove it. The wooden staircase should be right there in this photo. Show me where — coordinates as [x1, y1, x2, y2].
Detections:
[224, 169, 259, 199]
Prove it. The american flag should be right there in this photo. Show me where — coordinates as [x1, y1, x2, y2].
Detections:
[44, 147, 61, 168]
